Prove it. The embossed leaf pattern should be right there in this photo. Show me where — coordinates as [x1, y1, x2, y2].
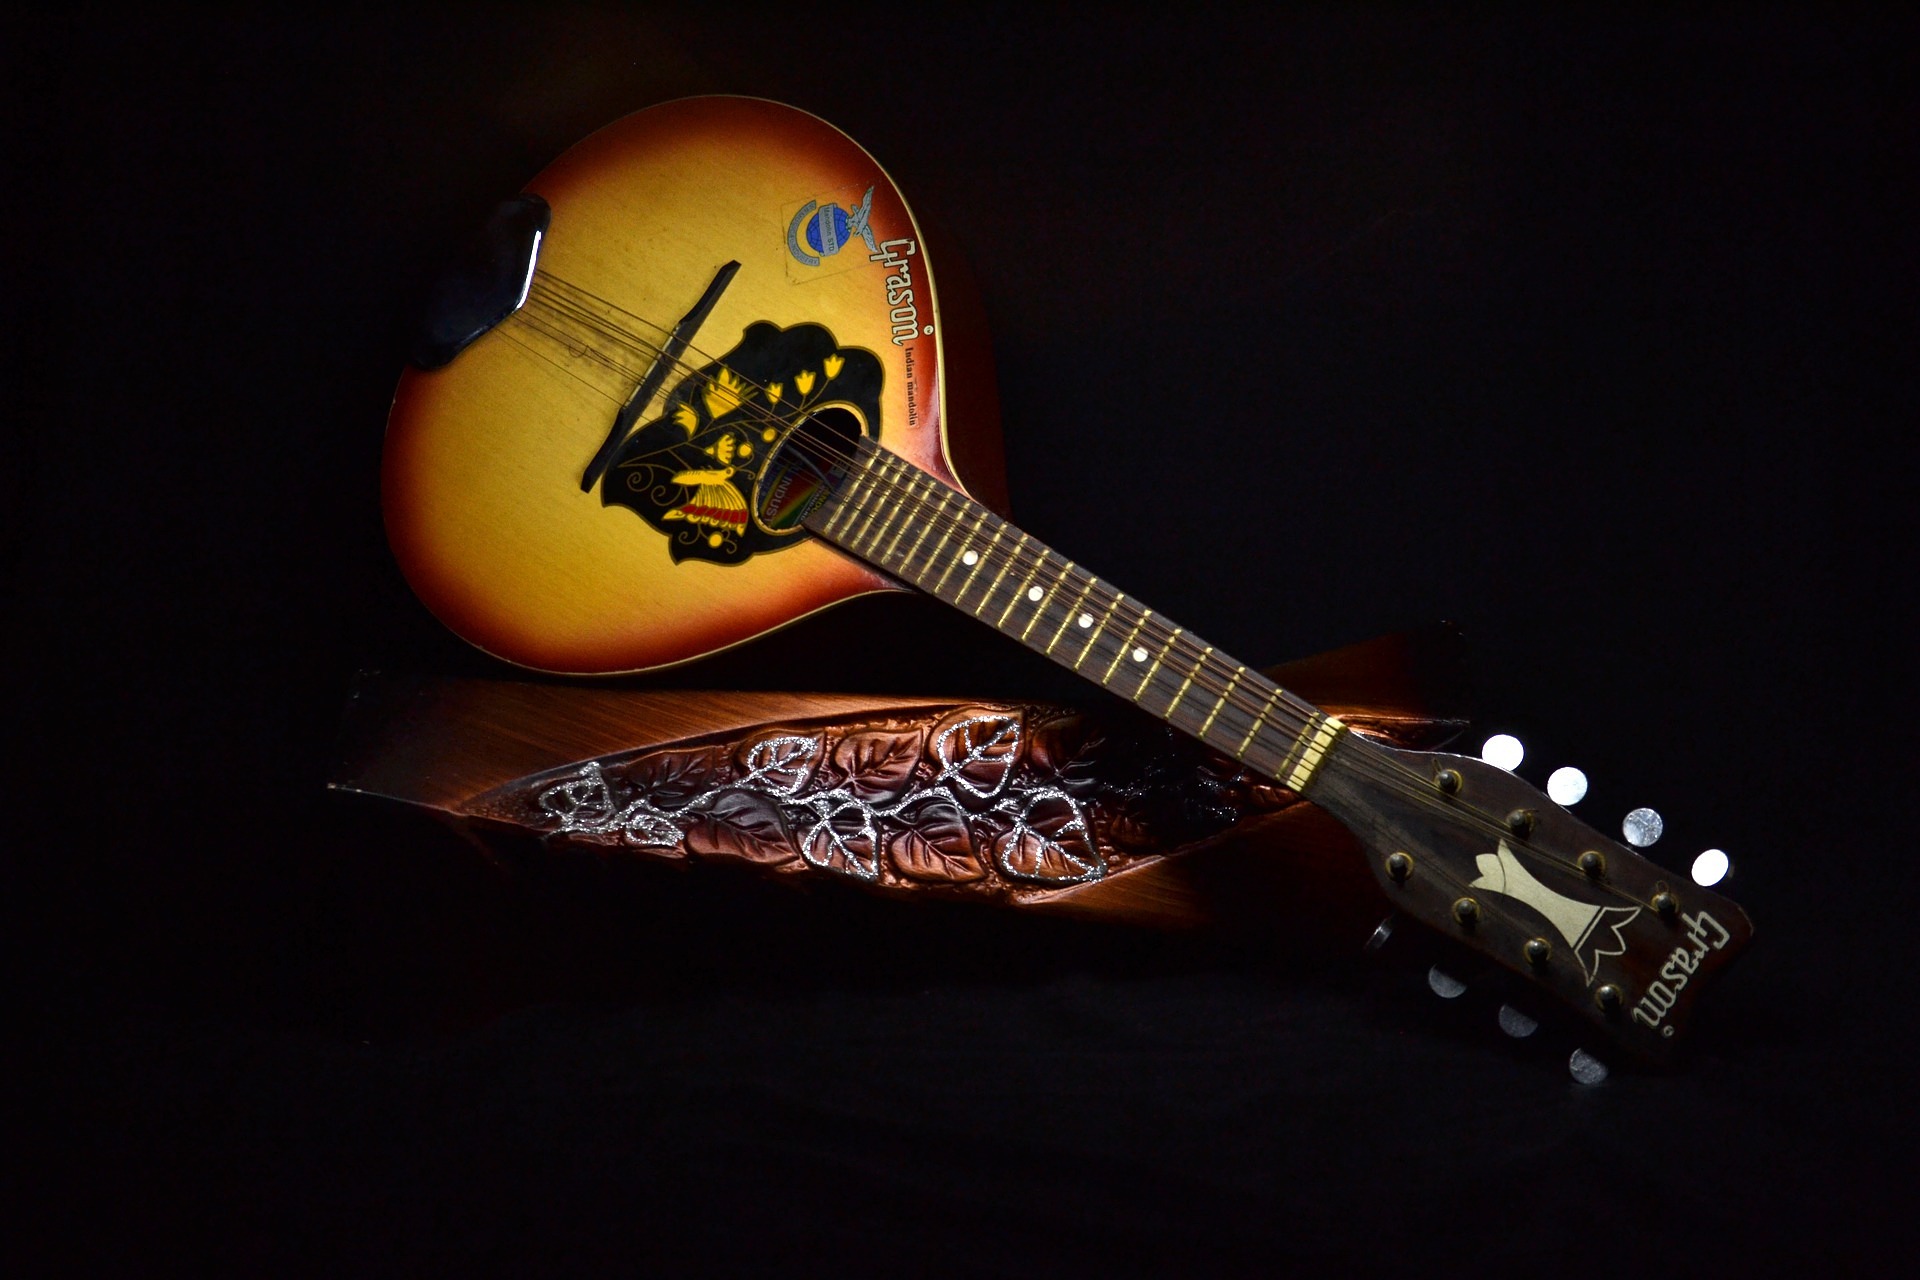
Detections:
[1026, 713, 1106, 795]
[536, 761, 618, 830]
[832, 729, 924, 804]
[518, 694, 1326, 893]
[622, 746, 724, 808]
[930, 708, 1022, 804]
[683, 789, 798, 866]
[733, 734, 821, 797]
[995, 792, 1102, 883]
[804, 800, 878, 880]
[887, 798, 986, 883]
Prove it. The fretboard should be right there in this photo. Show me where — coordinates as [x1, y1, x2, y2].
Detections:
[802, 437, 1359, 794]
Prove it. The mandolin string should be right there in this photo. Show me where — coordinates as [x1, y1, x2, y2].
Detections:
[839, 441, 1575, 873]
[519, 277, 1615, 878]
[527, 281, 1647, 902]
[508, 274, 1648, 900]
[513, 293, 1353, 777]
[846, 443, 1658, 904]
[523, 279, 1436, 758]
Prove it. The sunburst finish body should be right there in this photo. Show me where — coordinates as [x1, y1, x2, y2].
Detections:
[384, 97, 1000, 675]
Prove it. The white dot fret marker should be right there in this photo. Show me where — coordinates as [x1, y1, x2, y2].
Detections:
[961, 549, 979, 566]
[1131, 646, 1147, 662]
[1027, 586, 1043, 601]
[1078, 613, 1093, 628]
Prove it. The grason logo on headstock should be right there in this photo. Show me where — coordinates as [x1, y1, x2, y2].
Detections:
[1632, 911, 1734, 1037]
[1468, 840, 1642, 983]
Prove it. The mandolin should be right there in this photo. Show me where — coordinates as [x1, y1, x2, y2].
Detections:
[383, 96, 1752, 1060]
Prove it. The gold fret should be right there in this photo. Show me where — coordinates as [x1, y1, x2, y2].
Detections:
[1018, 564, 1063, 640]
[994, 532, 1040, 626]
[1163, 644, 1212, 718]
[953, 524, 1007, 608]
[876, 465, 924, 564]
[1284, 715, 1347, 792]
[845, 466, 889, 545]
[1044, 576, 1096, 654]
[999, 569, 1040, 627]
[974, 530, 1025, 618]
[1073, 593, 1119, 667]
[860, 472, 909, 555]
[1133, 628, 1181, 698]
[821, 461, 879, 538]
[1197, 665, 1245, 738]
[1235, 685, 1282, 759]
[930, 508, 990, 594]
[896, 488, 942, 580]
[1277, 716, 1320, 778]
[1100, 610, 1153, 682]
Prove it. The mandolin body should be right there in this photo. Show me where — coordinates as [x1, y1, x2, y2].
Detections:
[384, 96, 1004, 675]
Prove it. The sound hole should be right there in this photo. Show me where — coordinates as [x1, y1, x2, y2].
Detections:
[752, 404, 865, 533]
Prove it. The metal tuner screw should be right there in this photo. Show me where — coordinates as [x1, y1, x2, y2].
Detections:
[1385, 851, 1413, 883]
[1524, 937, 1552, 967]
[1578, 850, 1606, 879]
[1452, 897, 1480, 928]
[1593, 983, 1624, 1014]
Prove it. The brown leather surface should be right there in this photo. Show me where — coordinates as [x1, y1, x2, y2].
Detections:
[338, 672, 1450, 928]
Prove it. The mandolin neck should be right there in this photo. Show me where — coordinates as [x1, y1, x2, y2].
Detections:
[801, 435, 1374, 795]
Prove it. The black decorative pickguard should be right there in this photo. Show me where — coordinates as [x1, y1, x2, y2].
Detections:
[600, 321, 882, 565]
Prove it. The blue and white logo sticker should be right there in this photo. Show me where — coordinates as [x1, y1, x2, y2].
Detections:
[786, 186, 876, 267]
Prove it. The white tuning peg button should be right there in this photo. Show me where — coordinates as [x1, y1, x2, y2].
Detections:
[1621, 806, 1664, 848]
[1691, 848, 1731, 887]
[1498, 1005, 1539, 1038]
[1546, 766, 1588, 806]
[1481, 734, 1524, 771]
[1427, 966, 1467, 999]
[1569, 1049, 1610, 1086]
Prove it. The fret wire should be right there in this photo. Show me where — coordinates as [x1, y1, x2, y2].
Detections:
[896, 491, 942, 581]
[953, 522, 1008, 609]
[1072, 587, 1120, 668]
[1134, 627, 1180, 699]
[878, 455, 943, 572]
[821, 459, 881, 538]
[1246, 712, 1309, 776]
[994, 534, 1043, 628]
[843, 458, 893, 545]
[929, 502, 992, 594]
[1235, 685, 1283, 760]
[1269, 714, 1315, 779]
[1197, 666, 1245, 737]
[830, 443, 886, 541]
[1163, 644, 1210, 721]
[858, 481, 910, 556]
[898, 469, 954, 583]
[1099, 610, 1154, 684]
[875, 473, 922, 563]
[1043, 572, 1097, 655]
[1019, 564, 1070, 642]
[817, 442, 1329, 769]
[972, 529, 1025, 618]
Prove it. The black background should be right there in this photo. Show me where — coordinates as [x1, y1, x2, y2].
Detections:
[11, 7, 1913, 1273]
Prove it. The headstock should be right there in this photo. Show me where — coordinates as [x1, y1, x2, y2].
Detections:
[1311, 740, 1754, 1061]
